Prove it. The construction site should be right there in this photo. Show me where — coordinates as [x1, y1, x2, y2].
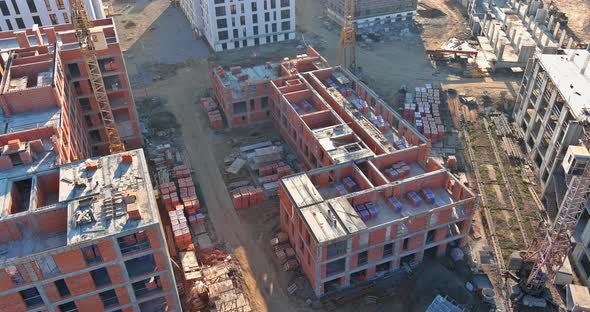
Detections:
[0, 0, 590, 311]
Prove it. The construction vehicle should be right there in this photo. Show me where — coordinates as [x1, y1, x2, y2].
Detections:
[69, 0, 125, 154]
[504, 128, 590, 310]
[338, 0, 356, 70]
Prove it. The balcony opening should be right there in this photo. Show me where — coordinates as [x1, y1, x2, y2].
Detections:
[20, 287, 44, 308]
[400, 253, 416, 265]
[90, 267, 112, 288]
[54, 279, 70, 298]
[125, 254, 156, 278]
[376, 261, 391, 273]
[132, 275, 163, 298]
[138, 296, 168, 312]
[10, 178, 32, 214]
[350, 269, 366, 285]
[117, 231, 150, 256]
[323, 277, 342, 293]
[98, 289, 119, 309]
[326, 258, 345, 276]
[426, 229, 436, 244]
[58, 301, 78, 312]
[326, 240, 347, 260]
[68, 63, 81, 78]
[357, 251, 368, 266]
[33, 172, 60, 209]
[81, 244, 103, 265]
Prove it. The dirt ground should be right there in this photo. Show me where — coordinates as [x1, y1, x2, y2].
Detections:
[110, 0, 522, 310]
[548, 0, 590, 42]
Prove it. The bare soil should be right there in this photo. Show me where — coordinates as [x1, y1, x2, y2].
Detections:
[548, 0, 590, 42]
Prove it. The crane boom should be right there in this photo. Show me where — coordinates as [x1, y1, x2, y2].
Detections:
[338, 0, 356, 69]
[69, 0, 125, 154]
[522, 130, 590, 290]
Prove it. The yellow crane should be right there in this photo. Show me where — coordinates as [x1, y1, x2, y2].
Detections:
[339, 0, 357, 70]
[69, 0, 125, 154]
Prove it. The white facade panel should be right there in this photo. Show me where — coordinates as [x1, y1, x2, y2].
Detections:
[181, 0, 296, 52]
[0, 0, 105, 31]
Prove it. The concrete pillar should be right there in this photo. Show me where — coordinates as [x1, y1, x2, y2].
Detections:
[559, 30, 567, 46]
[535, 9, 547, 23]
[498, 40, 507, 61]
[547, 15, 555, 30]
[567, 37, 574, 50]
[516, 33, 523, 52]
[481, 14, 488, 32]
[553, 23, 560, 38]
[493, 29, 501, 53]
[517, 2, 523, 17]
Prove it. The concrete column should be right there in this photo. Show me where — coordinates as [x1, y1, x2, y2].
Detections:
[517, 2, 523, 17]
[544, 35, 551, 48]
[533, 89, 558, 150]
[553, 23, 560, 38]
[559, 30, 567, 46]
[493, 29, 502, 54]
[547, 15, 555, 30]
[535, 8, 547, 23]
[481, 14, 488, 32]
[516, 33, 523, 50]
[497, 40, 507, 61]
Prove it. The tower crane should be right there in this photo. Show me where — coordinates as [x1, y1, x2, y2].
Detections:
[339, 0, 356, 70]
[69, 0, 125, 154]
[507, 127, 590, 309]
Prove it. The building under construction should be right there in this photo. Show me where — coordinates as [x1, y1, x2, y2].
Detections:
[325, 0, 418, 28]
[0, 148, 180, 312]
[513, 48, 590, 286]
[211, 48, 476, 296]
[0, 19, 142, 157]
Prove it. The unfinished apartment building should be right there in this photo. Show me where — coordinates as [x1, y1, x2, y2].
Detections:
[512, 49, 590, 285]
[325, 0, 418, 28]
[0, 19, 141, 156]
[211, 48, 476, 296]
[0, 0, 105, 30]
[180, 0, 296, 52]
[468, 0, 581, 70]
[0, 149, 180, 312]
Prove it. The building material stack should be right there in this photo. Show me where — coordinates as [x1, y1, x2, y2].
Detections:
[202, 97, 224, 130]
[232, 186, 264, 209]
[169, 209, 192, 251]
[271, 232, 299, 271]
[407, 85, 445, 144]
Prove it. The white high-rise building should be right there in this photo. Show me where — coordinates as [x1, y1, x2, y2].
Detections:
[0, 0, 105, 31]
[180, 0, 296, 52]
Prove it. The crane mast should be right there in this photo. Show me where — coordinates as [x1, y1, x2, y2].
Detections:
[519, 129, 590, 294]
[339, 0, 356, 70]
[69, 0, 125, 154]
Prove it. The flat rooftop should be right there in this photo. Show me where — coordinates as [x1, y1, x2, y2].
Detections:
[61, 149, 158, 244]
[218, 64, 281, 87]
[539, 50, 590, 122]
[0, 149, 157, 263]
[0, 108, 61, 134]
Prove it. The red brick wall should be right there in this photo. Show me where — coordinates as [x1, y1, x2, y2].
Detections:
[53, 249, 86, 274]
[107, 264, 125, 285]
[115, 286, 131, 306]
[76, 294, 102, 311]
[0, 292, 26, 312]
[368, 229, 386, 246]
[98, 240, 117, 263]
[66, 272, 95, 296]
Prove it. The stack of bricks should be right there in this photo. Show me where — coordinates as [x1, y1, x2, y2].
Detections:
[414, 85, 444, 144]
[202, 97, 224, 130]
[232, 186, 264, 209]
[178, 177, 200, 218]
[259, 161, 292, 179]
[384, 161, 411, 181]
[174, 165, 190, 179]
[161, 182, 180, 211]
[169, 209, 192, 251]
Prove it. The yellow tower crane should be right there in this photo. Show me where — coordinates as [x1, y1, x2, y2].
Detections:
[69, 0, 125, 154]
[339, 0, 357, 70]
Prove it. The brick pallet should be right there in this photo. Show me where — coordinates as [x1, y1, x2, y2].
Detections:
[232, 186, 264, 209]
